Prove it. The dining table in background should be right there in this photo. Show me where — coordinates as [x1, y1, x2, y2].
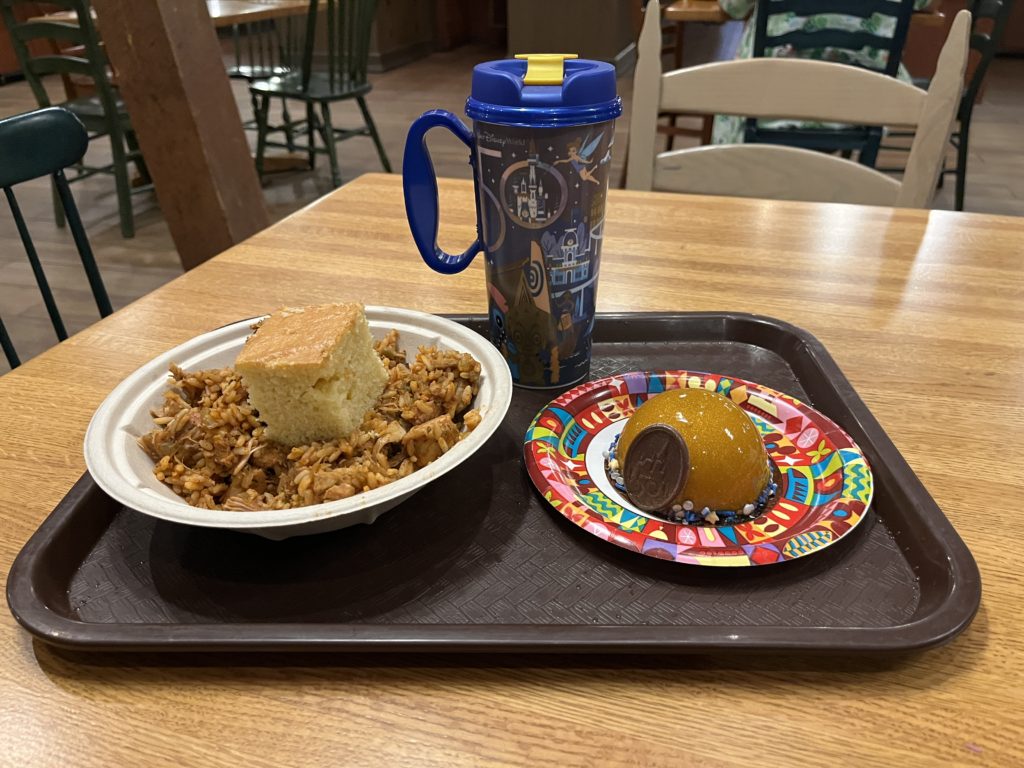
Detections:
[1, 174, 1022, 765]
[29, 0, 310, 30]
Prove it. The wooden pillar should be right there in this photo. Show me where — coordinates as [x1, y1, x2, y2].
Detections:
[92, 0, 269, 270]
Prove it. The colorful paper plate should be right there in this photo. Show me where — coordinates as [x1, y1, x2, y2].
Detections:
[523, 371, 873, 567]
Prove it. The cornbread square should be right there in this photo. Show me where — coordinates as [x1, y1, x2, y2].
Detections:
[235, 303, 387, 446]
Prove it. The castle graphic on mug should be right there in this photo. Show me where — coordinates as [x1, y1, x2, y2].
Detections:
[478, 125, 614, 387]
[511, 150, 547, 224]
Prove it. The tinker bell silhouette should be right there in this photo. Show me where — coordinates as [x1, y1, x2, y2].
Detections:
[554, 130, 604, 172]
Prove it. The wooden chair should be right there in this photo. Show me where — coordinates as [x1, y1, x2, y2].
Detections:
[0, 0, 149, 238]
[0, 107, 112, 370]
[250, 0, 391, 187]
[745, 0, 918, 167]
[226, 14, 305, 152]
[626, 5, 971, 208]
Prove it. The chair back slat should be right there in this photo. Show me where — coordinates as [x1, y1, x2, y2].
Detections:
[660, 58, 926, 126]
[761, 29, 902, 57]
[653, 144, 901, 205]
[0, 0, 83, 9]
[753, 0, 916, 76]
[300, 0, 319, 90]
[24, 54, 93, 78]
[768, 0, 909, 18]
[326, 0, 337, 87]
[297, 0, 378, 91]
[11, 20, 84, 44]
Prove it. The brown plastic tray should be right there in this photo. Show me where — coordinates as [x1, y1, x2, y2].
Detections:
[6, 313, 980, 654]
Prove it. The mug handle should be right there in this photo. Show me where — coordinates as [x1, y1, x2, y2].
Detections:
[403, 110, 483, 275]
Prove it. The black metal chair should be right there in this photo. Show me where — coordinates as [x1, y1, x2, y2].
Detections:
[0, 107, 112, 370]
[250, 0, 391, 188]
[918, 0, 1014, 210]
[0, 0, 150, 238]
[745, 0, 917, 167]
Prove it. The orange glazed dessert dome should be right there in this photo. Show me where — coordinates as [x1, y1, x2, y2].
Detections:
[608, 388, 776, 525]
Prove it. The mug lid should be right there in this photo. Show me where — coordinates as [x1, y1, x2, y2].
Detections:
[466, 54, 622, 128]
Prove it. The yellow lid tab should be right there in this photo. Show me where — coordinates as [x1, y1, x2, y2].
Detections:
[514, 53, 579, 86]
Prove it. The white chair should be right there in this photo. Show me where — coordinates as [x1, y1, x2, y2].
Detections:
[626, 6, 972, 208]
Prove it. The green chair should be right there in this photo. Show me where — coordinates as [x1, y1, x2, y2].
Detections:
[0, 0, 149, 238]
[227, 16, 305, 152]
[250, 0, 391, 187]
[745, 0, 918, 168]
[0, 107, 113, 370]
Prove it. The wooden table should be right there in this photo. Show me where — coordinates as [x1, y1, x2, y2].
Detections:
[2, 175, 1023, 765]
[31, 0, 309, 29]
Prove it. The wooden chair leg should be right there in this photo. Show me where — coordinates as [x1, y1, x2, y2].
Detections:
[51, 179, 66, 229]
[254, 94, 271, 179]
[318, 102, 342, 187]
[955, 120, 970, 212]
[0, 312, 18, 369]
[356, 96, 391, 173]
[306, 102, 317, 171]
[248, 90, 262, 133]
[125, 129, 151, 184]
[281, 98, 296, 153]
[109, 132, 135, 238]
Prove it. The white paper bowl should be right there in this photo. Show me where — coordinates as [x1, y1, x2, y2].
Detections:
[84, 306, 513, 540]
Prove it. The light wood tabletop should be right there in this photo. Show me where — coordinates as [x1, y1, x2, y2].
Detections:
[30, 0, 309, 29]
[2, 174, 1023, 765]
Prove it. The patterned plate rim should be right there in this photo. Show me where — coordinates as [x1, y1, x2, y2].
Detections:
[523, 370, 874, 567]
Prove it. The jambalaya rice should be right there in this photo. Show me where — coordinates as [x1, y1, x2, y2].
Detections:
[139, 330, 483, 510]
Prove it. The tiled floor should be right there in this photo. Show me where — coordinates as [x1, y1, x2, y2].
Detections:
[1, 44, 1022, 373]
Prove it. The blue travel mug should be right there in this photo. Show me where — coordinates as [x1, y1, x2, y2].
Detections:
[403, 54, 622, 388]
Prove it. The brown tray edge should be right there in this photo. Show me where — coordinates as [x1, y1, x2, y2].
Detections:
[5, 312, 982, 654]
